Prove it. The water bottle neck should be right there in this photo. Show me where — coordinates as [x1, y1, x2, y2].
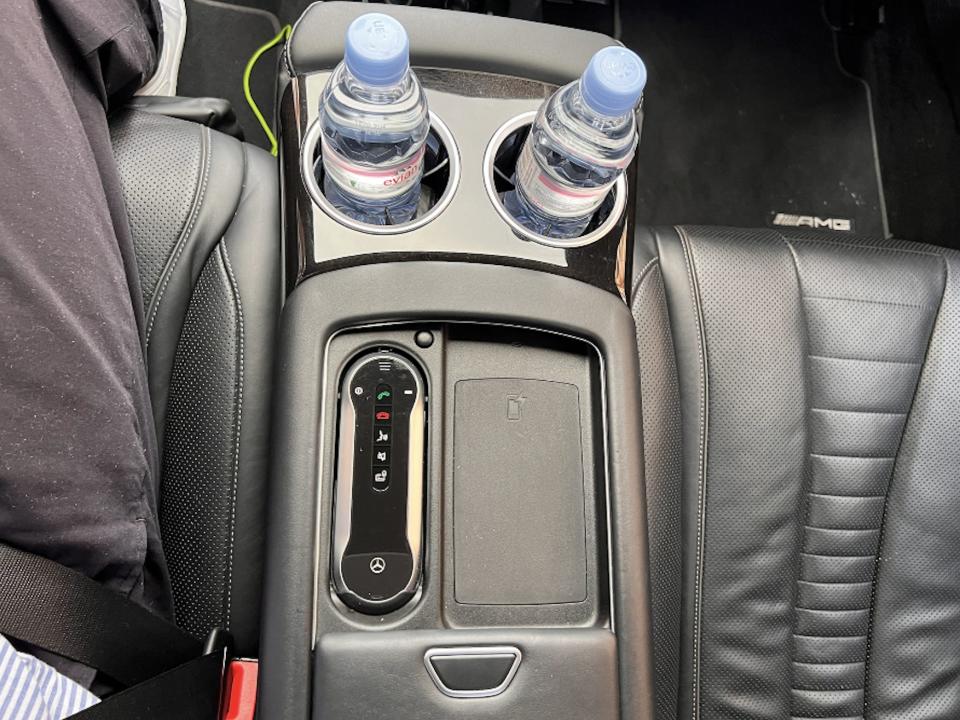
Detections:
[560, 80, 636, 129]
[546, 81, 637, 147]
[340, 62, 416, 105]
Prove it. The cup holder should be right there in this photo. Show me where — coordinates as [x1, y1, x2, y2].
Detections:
[300, 111, 460, 235]
[482, 111, 628, 249]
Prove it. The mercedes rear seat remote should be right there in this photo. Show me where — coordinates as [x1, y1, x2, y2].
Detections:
[332, 351, 425, 614]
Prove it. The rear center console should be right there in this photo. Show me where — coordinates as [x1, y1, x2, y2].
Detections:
[259, 4, 655, 719]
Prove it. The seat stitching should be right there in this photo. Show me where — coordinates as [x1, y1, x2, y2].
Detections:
[631, 255, 660, 300]
[780, 236, 820, 713]
[791, 685, 866, 693]
[793, 660, 866, 666]
[803, 525, 880, 532]
[806, 492, 886, 499]
[863, 253, 949, 720]
[675, 226, 708, 720]
[794, 633, 868, 639]
[808, 354, 920, 366]
[146, 125, 212, 345]
[810, 453, 894, 460]
[802, 294, 933, 310]
[781, 235, 941, 257]
[216, 140, 249, 634]
[218, 240, 244, 633]
[804, 525, 883, 532]
[803, 527, 880, 533]
[810, 408, 906, 417]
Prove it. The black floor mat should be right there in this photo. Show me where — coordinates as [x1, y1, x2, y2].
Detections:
[621, 0, 886, 236]
[837, 0, 960, 249]
[178, 0, 281, 151]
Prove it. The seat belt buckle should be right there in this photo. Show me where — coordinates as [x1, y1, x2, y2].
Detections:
[221, 659, 258, 720]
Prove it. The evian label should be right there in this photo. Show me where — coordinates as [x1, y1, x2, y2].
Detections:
[770, 212, 854, 232]
[321, 138, 424, 200]
[514, 141, 613, 219]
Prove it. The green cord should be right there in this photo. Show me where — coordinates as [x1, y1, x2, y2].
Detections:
[243, 25, 292, 157]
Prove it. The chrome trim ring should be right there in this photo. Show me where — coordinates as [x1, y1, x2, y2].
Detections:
[300, 111, 461, 235]
[424, 646, 522, 699]
[482, 110, 628, 249]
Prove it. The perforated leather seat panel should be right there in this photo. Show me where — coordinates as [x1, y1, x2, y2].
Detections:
[110, 110, 279, 655]
[634, 227, 960, 720]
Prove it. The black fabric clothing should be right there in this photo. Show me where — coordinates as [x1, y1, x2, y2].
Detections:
[0, 0, 172, 621]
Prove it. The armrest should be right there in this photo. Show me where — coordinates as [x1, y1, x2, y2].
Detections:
[287, 0, 616, 84]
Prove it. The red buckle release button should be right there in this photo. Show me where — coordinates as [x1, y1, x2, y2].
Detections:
[221, 660, 258, 720]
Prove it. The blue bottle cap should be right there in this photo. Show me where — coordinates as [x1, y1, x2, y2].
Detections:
[580, 46, 647, 117]
[344, 13, 410, 87]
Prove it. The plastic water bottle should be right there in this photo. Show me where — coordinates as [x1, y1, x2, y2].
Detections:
[318, 13, 430, 226]
[503, 46, 646, 239]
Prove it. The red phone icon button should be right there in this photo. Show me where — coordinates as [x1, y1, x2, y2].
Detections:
[375, 410, 391, 422]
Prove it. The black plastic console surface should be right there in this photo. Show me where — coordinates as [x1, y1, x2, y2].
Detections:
[263, 6, 654, 719]
[287, 1, 613, 82]
[315, 630, 618, 719]
[258, 262, 655, 720]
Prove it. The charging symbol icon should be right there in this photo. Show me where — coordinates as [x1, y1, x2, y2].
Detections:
[506, 394, 526, 422]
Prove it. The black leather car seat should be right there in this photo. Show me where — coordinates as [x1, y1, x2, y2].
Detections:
[109, 109, 279, 657]
[633, 226, 960, 720]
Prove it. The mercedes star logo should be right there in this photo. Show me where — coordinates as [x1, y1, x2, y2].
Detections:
[369, 556, 386, 574]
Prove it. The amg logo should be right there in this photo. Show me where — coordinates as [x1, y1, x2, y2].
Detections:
[771, 213, 853, 232]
